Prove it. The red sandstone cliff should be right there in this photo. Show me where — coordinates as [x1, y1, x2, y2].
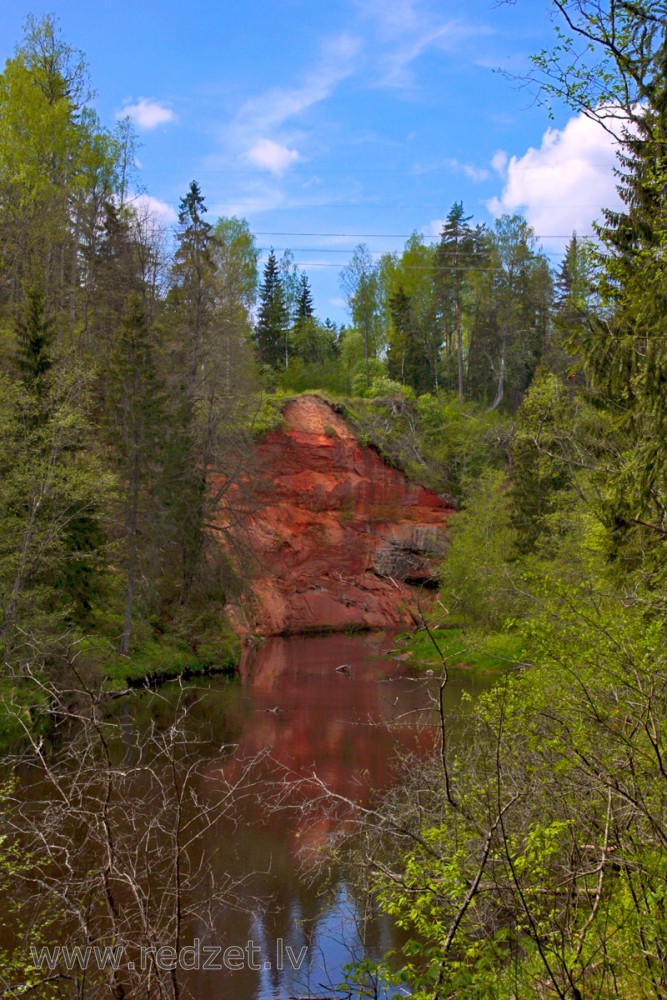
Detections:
[215, 394, 453, 636]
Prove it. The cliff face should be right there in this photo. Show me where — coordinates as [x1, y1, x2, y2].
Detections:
[217, 395, 453, 636]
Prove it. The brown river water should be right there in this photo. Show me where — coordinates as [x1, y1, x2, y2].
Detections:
[9, 632, 491, 999]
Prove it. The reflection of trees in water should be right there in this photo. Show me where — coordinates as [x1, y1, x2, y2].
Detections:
[3, 676, 269, 999]
[3, 635, 484, 998]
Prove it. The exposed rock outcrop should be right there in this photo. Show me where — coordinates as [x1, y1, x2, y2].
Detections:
[216, 395, 453, 636]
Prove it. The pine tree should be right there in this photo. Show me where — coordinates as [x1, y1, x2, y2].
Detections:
[296, 272, 314, 320]
[386, 286, 431, 393]
[572, 40, 667, 577]
[107, 293, 165, 655]
[15, 285, 53, 389]
[171, 180, 214, 409]
[254, 250, 288, 370]
[435, 202, 477, 401]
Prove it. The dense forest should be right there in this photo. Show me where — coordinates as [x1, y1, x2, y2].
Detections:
[2, 2, 667, 997]
[0, 14, 563, 724]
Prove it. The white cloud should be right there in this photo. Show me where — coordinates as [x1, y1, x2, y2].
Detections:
[355, 0, 492, 89]
[424, 218, 444, 237]
[129, 193, 177, 225]
[445, 158, 490, 182]
[233, 33, 361, 136]
[491, 149, 508, 175]
[205, 32, 362, 188]
[246, 138, 300, 174]
[487, 112, 623, 243]
[211, 187, 287, 218]
[117, 98, 176, 130]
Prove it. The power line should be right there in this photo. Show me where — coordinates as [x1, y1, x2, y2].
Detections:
[254, 231, 597, 239]
[259, 261, 555, 272]
[259, 245, 566, 257]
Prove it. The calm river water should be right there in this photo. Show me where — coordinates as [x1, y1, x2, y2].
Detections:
[161, 632, 489, 999]
[12, 632, 491, 999]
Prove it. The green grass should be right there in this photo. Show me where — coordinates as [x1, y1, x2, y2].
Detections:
[0, 624, 241, 753]
[0, 677, 50, 755]
[100, 629, 241, 691]
[395, 626, 529, 673]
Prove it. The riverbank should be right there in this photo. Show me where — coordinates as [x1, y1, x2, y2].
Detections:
[0, 624, 241, 754]
[393, 624, 528, 674]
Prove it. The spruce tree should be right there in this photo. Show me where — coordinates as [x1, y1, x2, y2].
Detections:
[254, 250, 288, 370]
[572, 40, 667, 576]
[15, 285, 53, 390]
[296, 272, 314, 320]
[386, 286, 431, 393]
[547, 233, 592, 378]
[107, 293, 165, 655]
[171, 180, 214, 408]
[435, 203, 476, 401]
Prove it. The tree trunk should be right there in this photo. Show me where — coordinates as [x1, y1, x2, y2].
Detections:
[488, 340, 506, 411]
[119, 454, 140, 656]
[456, 296, 464, 403]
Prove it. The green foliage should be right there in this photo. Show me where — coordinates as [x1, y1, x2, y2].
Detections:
[341, 244, 383, 390]
[0, 361, 113, 662]
[14, 285, 53, 387]
[467, 215, 552, 410]
[397, 625, 527, 673]
[414, 393, 512, 498]
[0, 681, 50, 754]
[510, 371, 577, 553]
[356, 587, 667, 999]
[247, 391, 290, 436]
[438, 469, 519, 628]
[0, 779, 61, 997]
[254, 249, 289, 369]
[0, 15, 120, 329]
[434, 202, 481, 400]
[102, 631, 239, 689]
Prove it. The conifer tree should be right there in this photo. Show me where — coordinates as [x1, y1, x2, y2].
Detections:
[15, 286, 53, 389]
[571, 40, 667, 575]
[290, 273, 319, 364]
[546, 233, 592, 378]
[254, 250, 288, 370]
[435, 202, 477, 401]
[386, 286, 431, 393]
[171, 180, 214, 409]
[107, 293, 165, 655]
[296, 272, 314, 320]
[160, 182, 218, 603]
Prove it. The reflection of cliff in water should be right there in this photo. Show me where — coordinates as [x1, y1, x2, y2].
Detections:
[177, 633, 492, 999]
[6, 633, 489, 999]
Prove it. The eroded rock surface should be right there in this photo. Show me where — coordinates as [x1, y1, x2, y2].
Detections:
[217, 395, 453, 636]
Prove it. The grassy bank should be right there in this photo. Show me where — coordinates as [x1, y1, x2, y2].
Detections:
[0, 624, 241, 755]
[394, 625, 528, 674]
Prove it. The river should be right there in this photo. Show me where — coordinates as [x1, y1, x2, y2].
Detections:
[170, 632, 488, 999]
[9, 632, 491, 999]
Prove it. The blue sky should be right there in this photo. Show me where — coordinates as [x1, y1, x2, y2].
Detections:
[0, 0, 623, 323]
